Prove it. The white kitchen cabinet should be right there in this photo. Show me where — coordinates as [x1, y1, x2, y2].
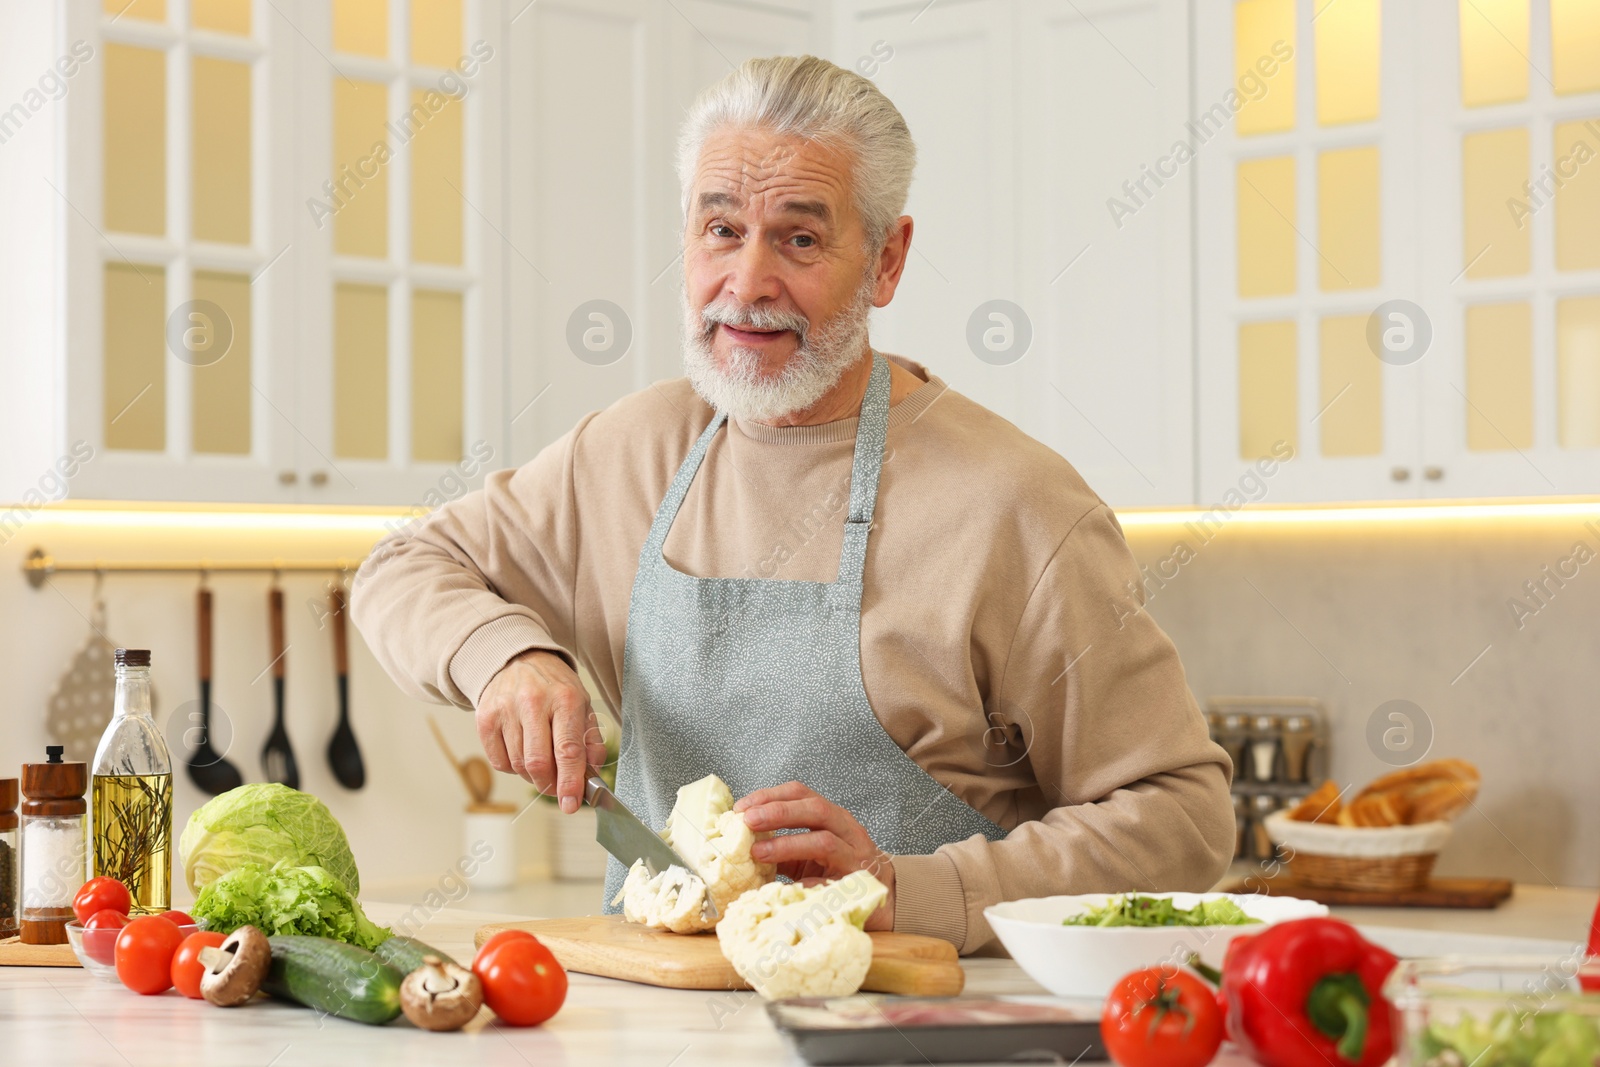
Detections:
[0, 0, 505, 506]
[503, 0, 822, 465]
[1195, 0, 1600, 504]
[830, 0, 1196, 508]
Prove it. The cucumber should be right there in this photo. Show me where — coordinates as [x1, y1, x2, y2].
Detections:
[263, 936, 404, 1025]
[373, 934, 456, 974]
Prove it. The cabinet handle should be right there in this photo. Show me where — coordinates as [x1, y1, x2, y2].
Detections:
[1390, 467, 1411, 482]
[309, 470, 329, 487]
[279, 470, 298, 486]
[1424, 466, 1444, 481]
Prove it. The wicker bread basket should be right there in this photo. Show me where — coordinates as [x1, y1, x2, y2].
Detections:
[1264, 810, 1454, 892]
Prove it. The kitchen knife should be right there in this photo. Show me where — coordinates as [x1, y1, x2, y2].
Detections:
[584, 775, 719, 919]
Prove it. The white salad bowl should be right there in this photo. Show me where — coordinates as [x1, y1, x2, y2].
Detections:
[983, 891, 1329, 999]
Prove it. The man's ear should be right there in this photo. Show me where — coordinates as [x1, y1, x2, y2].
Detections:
[872, 215, 915, 308]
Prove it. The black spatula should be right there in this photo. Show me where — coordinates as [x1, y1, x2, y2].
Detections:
[188, 587, 243, 796]
[326, 586, 364, 790]
[261, 586, 299, 789]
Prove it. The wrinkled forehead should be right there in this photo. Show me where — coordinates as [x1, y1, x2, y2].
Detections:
[689, 127, 855, 228]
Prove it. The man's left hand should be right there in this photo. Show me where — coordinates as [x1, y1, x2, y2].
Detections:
[734, 781, 896, 931]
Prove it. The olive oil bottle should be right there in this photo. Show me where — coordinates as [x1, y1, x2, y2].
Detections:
[90, 649, 173, 913]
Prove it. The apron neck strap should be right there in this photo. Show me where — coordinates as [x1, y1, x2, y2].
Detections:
[644, 350, 893, 583]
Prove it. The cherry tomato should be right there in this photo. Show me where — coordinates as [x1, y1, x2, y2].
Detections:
[72, 877, 131, 924]
[472, 933, 566, 1026]
[1100, 966, 1224, 1067]
[115, 915, 185, 995]
[156, 910, 196, 928]
[170, 931, 227, 1000]
[81, 909, 130, 966]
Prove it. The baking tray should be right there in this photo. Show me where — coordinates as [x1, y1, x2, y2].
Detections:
[768, 995, 1106, 1065]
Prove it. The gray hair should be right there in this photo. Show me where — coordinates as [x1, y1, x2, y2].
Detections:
[675, 55, 916, 259]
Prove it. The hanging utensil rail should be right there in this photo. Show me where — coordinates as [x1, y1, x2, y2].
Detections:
[23, 548, 364, 589]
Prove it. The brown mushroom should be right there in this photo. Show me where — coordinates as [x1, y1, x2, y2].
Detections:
[400, 954, 484, 1031]
[198, 926, 271, 1007]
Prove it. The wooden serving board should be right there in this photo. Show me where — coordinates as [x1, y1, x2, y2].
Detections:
[475, 915, 964, 995]
[1217, 876, 1514, 909]
[0, 937, 80, 967]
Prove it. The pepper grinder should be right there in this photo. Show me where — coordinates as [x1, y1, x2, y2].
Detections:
[0, 778, 18, 939]
[19, 746, 88, 945]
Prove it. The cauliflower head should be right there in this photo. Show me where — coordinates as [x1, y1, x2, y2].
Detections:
[615, 774, 775, 933]
[715, 870, 888, 999]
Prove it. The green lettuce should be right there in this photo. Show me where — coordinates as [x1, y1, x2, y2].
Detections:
[192, 861, 390, 950]
[1062, 894, 1263, 927]
[180, 783, 360, 895]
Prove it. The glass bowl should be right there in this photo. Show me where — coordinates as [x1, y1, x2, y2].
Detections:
[1386, 954, 1600, 1066]
[64, 918, 204, 982]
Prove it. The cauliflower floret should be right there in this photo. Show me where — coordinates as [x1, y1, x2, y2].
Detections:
[615, 774, 775, 933]
[716, 870, 889, 999]
[617, 861, 717, 933]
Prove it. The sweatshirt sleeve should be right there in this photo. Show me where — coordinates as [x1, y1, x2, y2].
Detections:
[893, 504, 1237, 955]
[350, 417, 592, 710]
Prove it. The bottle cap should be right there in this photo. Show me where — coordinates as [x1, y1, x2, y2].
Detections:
[115, 648, 152, 668]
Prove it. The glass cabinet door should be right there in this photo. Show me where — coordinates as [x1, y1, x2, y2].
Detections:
[66, 0, 299, 502]
[294, 0, 503, 506]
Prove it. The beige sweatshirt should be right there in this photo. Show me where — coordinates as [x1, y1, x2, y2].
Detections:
[351, 355, 1236, 954]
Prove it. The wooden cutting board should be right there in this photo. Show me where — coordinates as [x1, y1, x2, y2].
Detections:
[0, 937, 80, 967]
[1217, 875, 1514, 909]
[475, 915, 964, 995]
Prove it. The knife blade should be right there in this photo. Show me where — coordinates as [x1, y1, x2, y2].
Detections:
[585, 776, 718, 918]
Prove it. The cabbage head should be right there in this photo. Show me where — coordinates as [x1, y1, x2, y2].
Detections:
[180, 783, 360, 895]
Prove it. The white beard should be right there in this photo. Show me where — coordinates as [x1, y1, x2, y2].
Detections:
[681, 271, 877, 422]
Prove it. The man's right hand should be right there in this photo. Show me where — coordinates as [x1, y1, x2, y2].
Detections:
[474, 649, 607, 813]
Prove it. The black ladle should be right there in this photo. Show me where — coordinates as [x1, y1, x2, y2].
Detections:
[261, 586, 300, 789]
[326, 586, 364, 789]
[188, 587, 243, 796]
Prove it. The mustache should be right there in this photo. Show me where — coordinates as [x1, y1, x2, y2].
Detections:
[698, 297, 810, 338]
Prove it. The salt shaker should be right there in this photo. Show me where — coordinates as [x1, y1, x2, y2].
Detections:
[19, 746, 88, 945]
[1249, 714, 1283, 783]
[0, 778, 17, 939]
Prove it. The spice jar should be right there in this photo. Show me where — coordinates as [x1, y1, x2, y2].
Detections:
[0, 778, 17, 939]
[19, 746, 88, 945]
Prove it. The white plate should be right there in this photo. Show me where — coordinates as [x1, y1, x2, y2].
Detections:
[984, 891, 1329, 999]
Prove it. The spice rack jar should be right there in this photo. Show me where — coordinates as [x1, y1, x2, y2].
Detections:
[1205, 697, 1329, 863]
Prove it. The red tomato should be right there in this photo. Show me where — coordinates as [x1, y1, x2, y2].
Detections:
[81, 909, 130, 966]
[1100, 966, 1224, 1067]
[477, 929, 537, 956]
[156, 910, 196, 928]
[170, 931, 227, 1000]
[472, 933, 566, 1027]
[115, 915, 185, 995]
[72, 877, 131, 924]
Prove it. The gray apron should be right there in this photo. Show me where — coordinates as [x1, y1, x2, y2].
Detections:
[603, 350, 1007, 910]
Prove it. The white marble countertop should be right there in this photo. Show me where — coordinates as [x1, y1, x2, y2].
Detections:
[3, 881, 1593, 1067]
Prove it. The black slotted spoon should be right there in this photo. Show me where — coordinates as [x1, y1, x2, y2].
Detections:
[261, 586, 299, 789]
[325, 585, 364, 789]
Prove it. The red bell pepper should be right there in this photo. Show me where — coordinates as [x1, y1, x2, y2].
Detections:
[1221, 917, 1399, 1067]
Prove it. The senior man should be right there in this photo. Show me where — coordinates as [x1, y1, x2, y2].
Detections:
[353, 54, 1234, 954]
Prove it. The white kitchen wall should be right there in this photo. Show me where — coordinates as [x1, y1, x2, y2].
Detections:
[0, 511, 565, 909]
[3, 498, 1596, 904]
[1124, 515, 1600, 890]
